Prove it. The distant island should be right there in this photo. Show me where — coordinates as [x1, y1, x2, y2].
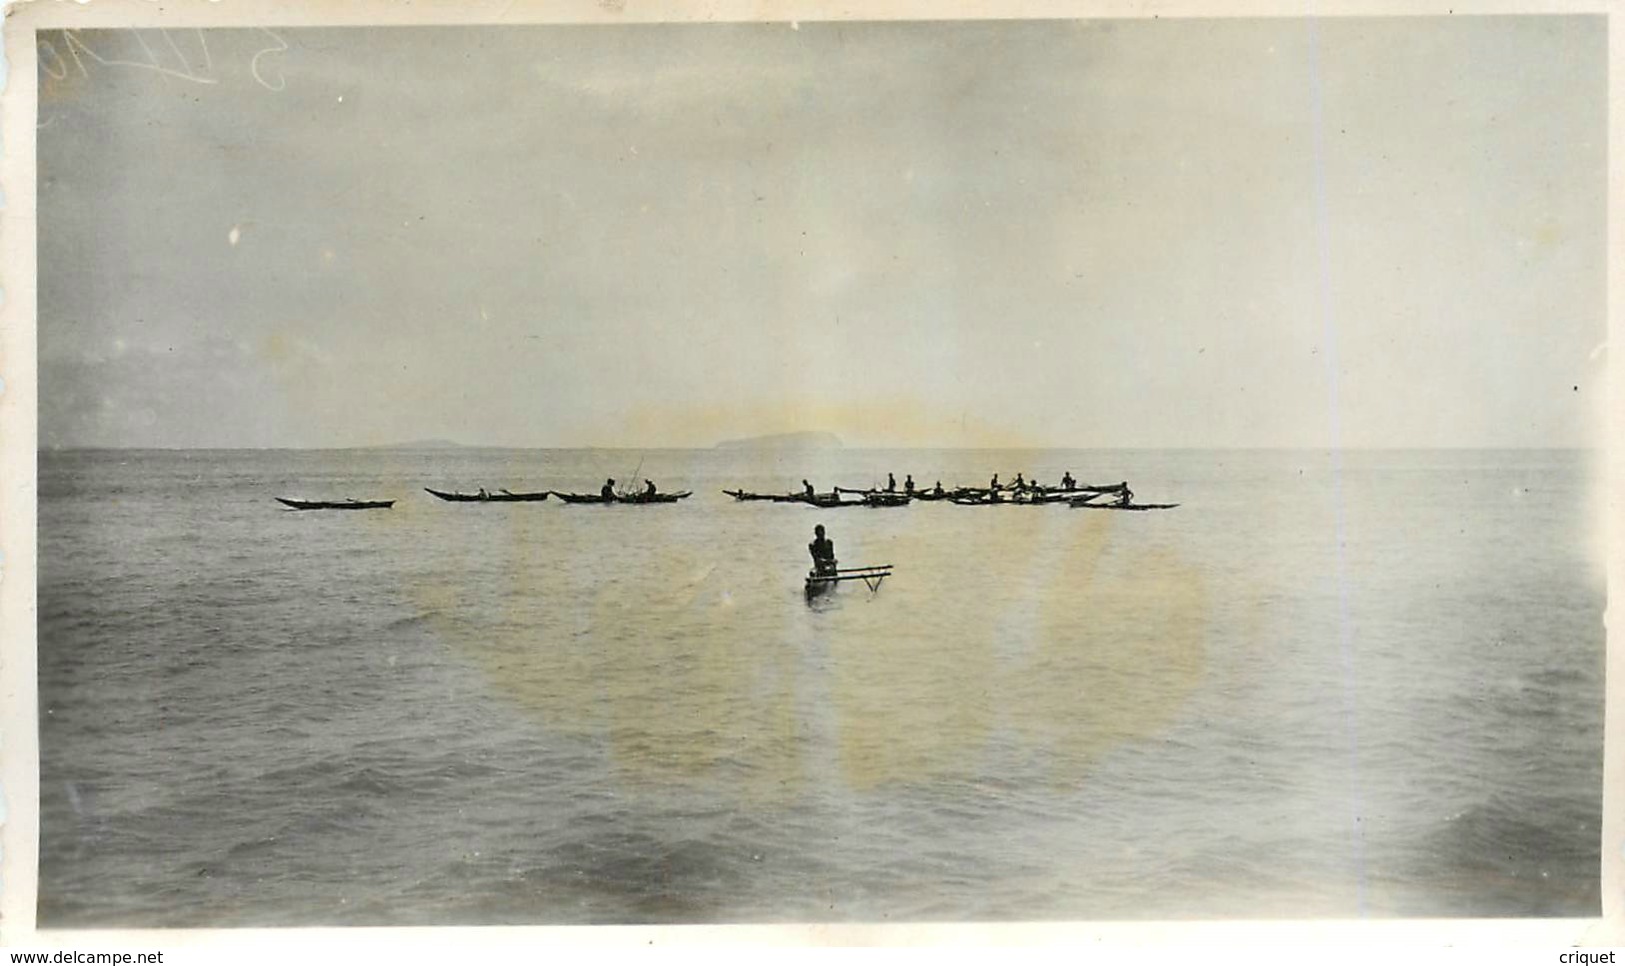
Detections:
[369, 438, 467, 450]
[714, 431, 843, 450]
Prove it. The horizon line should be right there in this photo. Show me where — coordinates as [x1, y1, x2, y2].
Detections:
[38, 443, 1602, 453]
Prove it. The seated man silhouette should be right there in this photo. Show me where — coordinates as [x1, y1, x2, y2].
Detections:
[808, 524, 837, 576]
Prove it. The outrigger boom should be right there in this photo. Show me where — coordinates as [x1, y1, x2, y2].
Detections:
[806, 563, 894, 596]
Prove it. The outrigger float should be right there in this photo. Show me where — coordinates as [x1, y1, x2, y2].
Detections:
[805, 563, 894, 599]
[1065, 487, 1178, 511]
[1070, 499, 1180, 511]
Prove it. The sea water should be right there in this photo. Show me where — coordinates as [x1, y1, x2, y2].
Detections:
[35, 447, 1604, 925]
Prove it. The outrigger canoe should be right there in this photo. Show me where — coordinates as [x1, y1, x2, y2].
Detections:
[833, 487, 912, 507]
[424, 487, 550, 502]
[1069, 501, 1179, 511]
[275, 497, 394, 511]
[949, 493, 1036, 505]
[551, 490, 693, 504]
[724, 489, 899, 507]
[722, 489, 806, 502]
[550, 491, 614, 504]
[863, 492, 910, 508]
[805, 564, 893, 599]
[802, 492, 868, 508]
[953, 488, 1103, 506]
[957, 483, 1127, 498]
[616, 491, 692, 504]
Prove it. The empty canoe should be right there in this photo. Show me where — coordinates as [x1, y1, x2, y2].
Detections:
[275, 497, 394, 511]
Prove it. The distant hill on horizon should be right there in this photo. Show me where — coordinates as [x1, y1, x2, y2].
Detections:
[713, 431, 843, 450]
[370, 438, 468, 450]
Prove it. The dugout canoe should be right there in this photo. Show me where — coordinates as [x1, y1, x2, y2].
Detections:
[802, 492, 867, 508]
[907, 489, 963, 502]
[863, 492, 911, 508]
[275, 497, 395, 511]
[722, 489, 806, 502]
[615, 491, 693, 504]
[551, 490, 693, 504]
[424, 487, 550, 502]
[551, 491, 614, 504]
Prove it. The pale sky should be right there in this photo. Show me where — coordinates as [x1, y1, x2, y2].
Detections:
[37, 18, 1605, 449]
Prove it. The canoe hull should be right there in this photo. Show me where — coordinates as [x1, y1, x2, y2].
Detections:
[424, 488, 549, 502]
[863, 494, 911, 508]
[803, 496, 866, 508]
[804, 575, 837, 599]
[551, 492, 614, 504]
[723, 489, 805, 502]
[616, 491, 693, 504]
[276, 498, 394, 511]
[552, 491, 694, 504]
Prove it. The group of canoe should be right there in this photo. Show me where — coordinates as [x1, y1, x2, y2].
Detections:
[725, 472, 1177, 511]
[275, 479, 692, 511]
[278, 472, 1175, 512]
[427, 479, 694, 504]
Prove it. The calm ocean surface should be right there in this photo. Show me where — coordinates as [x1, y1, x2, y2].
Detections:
[36, 447, 1604, 925]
